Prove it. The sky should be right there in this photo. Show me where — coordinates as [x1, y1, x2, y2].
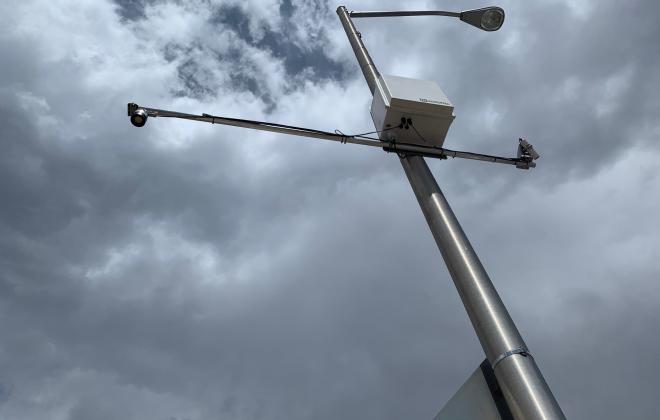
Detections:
[0, 0, 659, 419]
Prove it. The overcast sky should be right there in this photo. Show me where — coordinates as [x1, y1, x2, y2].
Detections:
[1, 1, 659, 419]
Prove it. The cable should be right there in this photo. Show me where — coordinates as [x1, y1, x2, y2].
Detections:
[203, 113, 406, 146]
[355, 134, 383, 141]
[203, 113, 345, 139]
[352, 124, 401, 137]
[410, 121, 428, 144]
[201, 111, 410, 147]
[334, 129, 349, 144]
[201, 112, 442, 160]
[148, 107, 527, 167]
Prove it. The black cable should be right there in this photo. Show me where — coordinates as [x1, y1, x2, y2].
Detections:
[200, 112, 452, 160]
[155, 108, 526, 164]
[203, 113, 346, 139]
[202, 112, 523, 165]
[410, 121, 428, 144]
[202, 112, 406, 145]
[354, 134, 383, 141]
[351, 124, 401, 137]
[334, 129, 349, 144]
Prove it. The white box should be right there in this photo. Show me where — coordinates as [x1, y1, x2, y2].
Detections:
[370, 74, 455, 147]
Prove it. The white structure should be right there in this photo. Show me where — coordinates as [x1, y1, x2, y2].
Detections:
[371, 75, 455, 147]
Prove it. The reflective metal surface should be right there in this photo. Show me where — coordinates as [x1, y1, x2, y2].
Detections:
[350, 10, 460, 19]
[496, 355, 566, 420]
[337, 6, 380, 95]
[400, 155, 566, 420]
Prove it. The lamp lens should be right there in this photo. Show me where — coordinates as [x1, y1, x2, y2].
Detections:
[481, 9, 504, 30]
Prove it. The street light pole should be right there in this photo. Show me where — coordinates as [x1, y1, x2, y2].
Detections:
[126, 6, 559, 418]
[337, 6, 566, 420]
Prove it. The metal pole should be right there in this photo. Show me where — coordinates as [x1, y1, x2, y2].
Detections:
[336, 6, 566, 419]
[337, 6, 380, 94]
[401, 155, 566, 420]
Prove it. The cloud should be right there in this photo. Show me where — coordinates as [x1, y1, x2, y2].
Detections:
[1, 1, 659, 419]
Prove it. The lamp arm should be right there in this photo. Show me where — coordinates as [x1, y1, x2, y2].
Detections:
[349, 10, 460, 18]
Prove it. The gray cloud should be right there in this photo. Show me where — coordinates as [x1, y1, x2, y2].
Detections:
[1, 1, 659, 419]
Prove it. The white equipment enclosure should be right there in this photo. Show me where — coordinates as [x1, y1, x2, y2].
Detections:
[371, 74, 455, 147]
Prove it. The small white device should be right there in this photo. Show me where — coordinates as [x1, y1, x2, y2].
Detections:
[371, 74, 455, 147]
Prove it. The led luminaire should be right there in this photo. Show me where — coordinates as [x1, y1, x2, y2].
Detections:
[460, 7, 505, 31]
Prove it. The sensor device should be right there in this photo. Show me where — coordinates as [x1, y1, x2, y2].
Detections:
[128, 103, 148, 127]
[370, 75, 455, 147]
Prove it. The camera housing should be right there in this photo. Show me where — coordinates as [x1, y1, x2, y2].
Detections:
[127, 103, 148, 127]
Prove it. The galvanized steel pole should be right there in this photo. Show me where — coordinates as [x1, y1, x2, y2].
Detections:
[401, 156, 566, 420]
[337, 6, 566, 419]
[337, 6, 380, 94]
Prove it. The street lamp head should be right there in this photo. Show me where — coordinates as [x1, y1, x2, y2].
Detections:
[460, 6, 505, 31]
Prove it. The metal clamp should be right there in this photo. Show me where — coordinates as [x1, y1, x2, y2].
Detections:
[492, 346, 533, 369]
